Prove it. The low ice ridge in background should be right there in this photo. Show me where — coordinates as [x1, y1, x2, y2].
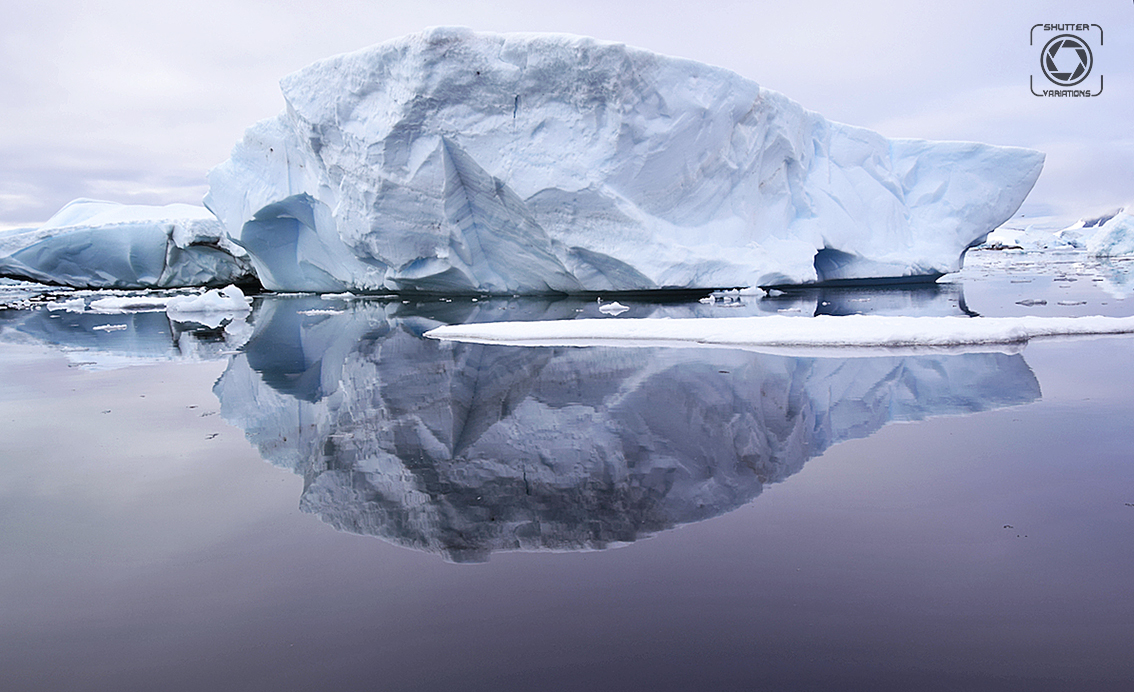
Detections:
[0, 200, 255, 289]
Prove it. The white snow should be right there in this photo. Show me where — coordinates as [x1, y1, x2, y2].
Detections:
[0, 199, 254, 289]
[89, 295, 175, 312]
[426, 314, 1134, 355]
[166, 285, 251, 314]
[205, 28, 1043, 294]
[598, 301, 630, 316]
[46, 297, 86, 312]
[78, 285, 252, 329]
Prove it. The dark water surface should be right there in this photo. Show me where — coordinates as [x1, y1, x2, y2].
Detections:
[2, 251, 1133, 691]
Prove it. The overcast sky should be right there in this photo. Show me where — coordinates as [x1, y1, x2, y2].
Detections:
[2, 0, 1131, 229]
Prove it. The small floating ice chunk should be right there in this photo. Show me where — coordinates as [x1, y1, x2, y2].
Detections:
[165, 286, 252, 329]
[46, 297, 86, 312]
[92, 323, 128, 332]
[166, 285, 251, 314]
[297, 308, 345, 316]
[89, 295, 174, 312]
[598, 301, 630, 316]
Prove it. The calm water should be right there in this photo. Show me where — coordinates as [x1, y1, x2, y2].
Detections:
[2, 249, 1133, 691]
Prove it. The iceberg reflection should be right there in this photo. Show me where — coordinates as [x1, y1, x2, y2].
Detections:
[216, 296, 1040, 562]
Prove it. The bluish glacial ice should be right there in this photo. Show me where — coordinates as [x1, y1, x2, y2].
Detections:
[3, 29, 1044, 293]
[0, 199, 254, 289]
[204, 28, 1044, 293]
[1087, 210, 1134, 258]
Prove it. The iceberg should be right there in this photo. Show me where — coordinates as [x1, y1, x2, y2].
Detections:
[0, 199, 255, 289]
[206, 28, 1044, 294]
[1087, 210, 1134, 257]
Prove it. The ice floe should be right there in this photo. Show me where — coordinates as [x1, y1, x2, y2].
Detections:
[426, 314, 1134, 355]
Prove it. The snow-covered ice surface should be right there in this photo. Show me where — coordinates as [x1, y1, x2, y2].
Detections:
[0, 199, 255, 289]
[426, 314, 1134, 354]
[166, 285, 251, 313]
[205, 28, 1043, 294]
[0, 30, 1043, 294]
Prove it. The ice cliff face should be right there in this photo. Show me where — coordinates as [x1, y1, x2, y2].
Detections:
[206, 28, 1044, 293]
[0, 199, 254, 289]
[213, 297, 1041, 562]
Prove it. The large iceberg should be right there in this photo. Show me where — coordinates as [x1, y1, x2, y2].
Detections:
[0, 199, 255, 289]
[205, 28, 1044, 294]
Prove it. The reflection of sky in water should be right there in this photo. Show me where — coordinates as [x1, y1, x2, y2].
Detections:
[2, 273, 1134, 689]
[4, 287, 1041, 562]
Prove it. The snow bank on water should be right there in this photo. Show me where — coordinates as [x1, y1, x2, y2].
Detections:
[426, 314, 1134, 355]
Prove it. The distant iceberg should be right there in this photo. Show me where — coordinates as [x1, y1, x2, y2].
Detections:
[0, 199, 254, 289]
[205, 27, 1044, 294]
[1087, 210, 1134, 257]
